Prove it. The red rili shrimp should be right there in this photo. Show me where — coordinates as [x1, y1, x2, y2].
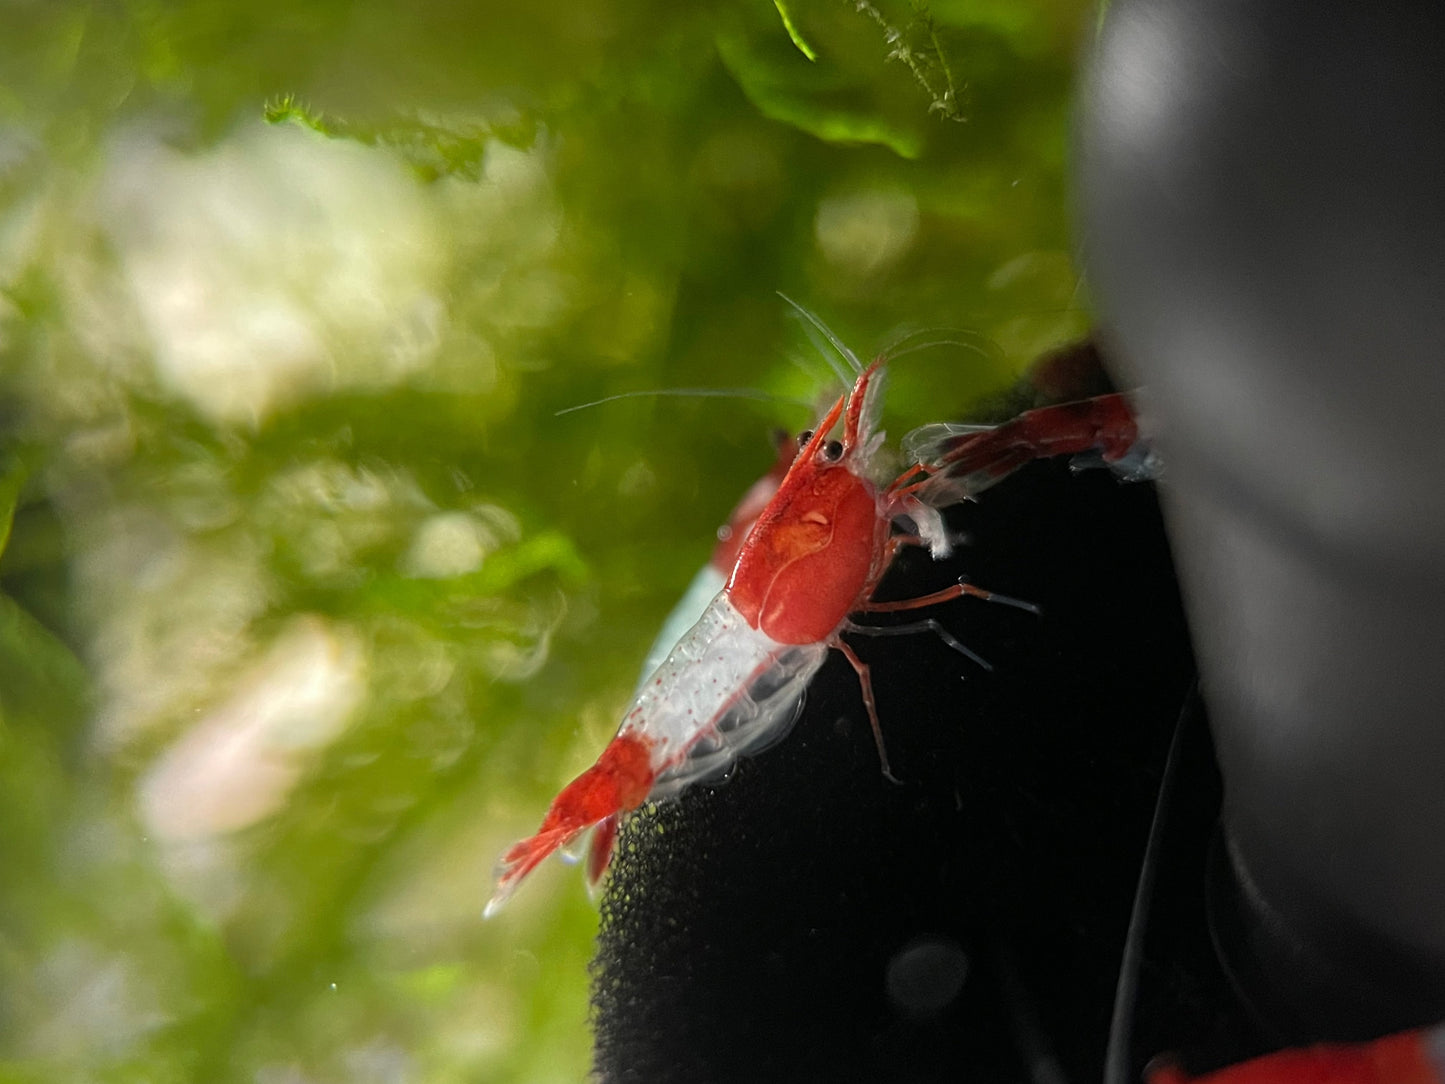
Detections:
[485, 322, 1155, 915]
[484, 356, 1046, 915]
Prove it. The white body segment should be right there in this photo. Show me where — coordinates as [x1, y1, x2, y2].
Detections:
[636, 565, 728, 689]
[625, 593, 829, 799]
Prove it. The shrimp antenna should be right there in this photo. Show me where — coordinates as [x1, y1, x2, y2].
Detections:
[554, 387, 813, 417]
[795, 322, 857, 389]
[777, 292, 865, 378]
[1102, 683, 1200, 1084]
[879, 325, 1004, 366]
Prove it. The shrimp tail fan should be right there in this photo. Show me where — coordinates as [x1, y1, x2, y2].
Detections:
[485, 828, 573, 917]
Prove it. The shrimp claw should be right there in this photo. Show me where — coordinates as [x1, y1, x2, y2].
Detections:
[485, 733, 655, 917]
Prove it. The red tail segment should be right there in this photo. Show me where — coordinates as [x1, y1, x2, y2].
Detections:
[484, 732, 655, 916]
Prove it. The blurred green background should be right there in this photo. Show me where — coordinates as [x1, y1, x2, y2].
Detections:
[0, 1, 1092, 1080]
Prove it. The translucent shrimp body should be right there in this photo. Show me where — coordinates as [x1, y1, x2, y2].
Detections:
[637, 598, 828, 799]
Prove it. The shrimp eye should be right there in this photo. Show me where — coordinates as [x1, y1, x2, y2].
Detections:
[797, 430, 814, 449]
[822, 439, 844, 461]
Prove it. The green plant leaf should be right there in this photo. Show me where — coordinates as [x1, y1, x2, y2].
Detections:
[0, 464, 22, 561]
[264, 94, 539, 181]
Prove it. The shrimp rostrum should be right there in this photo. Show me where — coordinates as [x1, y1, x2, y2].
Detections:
[485, 355, 1136, 916]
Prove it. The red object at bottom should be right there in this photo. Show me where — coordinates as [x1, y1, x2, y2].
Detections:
[1150, 1028, 1442, 1084]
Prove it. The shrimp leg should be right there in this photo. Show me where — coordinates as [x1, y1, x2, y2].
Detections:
[835, 576, 1041, 780]
[833, 638, 901, 785]
[864, 578, 1040, 617]
[842, 617, 992, 672]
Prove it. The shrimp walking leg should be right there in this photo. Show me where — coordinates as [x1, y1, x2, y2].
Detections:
[833, 637, 901, 785]
[834, 573, 1041, 782]
[842, 617, 992, 672]
[864, 578, 1041, 617]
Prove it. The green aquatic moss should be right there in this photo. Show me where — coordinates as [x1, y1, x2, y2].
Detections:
[0, 0, 1094, 1079]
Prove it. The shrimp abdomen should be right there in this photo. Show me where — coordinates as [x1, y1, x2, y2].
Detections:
[648, 640, 828, 799]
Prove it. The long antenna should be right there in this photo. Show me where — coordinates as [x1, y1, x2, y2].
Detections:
[794, 322, 859, 388]
[886, 336, 999, 365]
[554, 387, 813, 417]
